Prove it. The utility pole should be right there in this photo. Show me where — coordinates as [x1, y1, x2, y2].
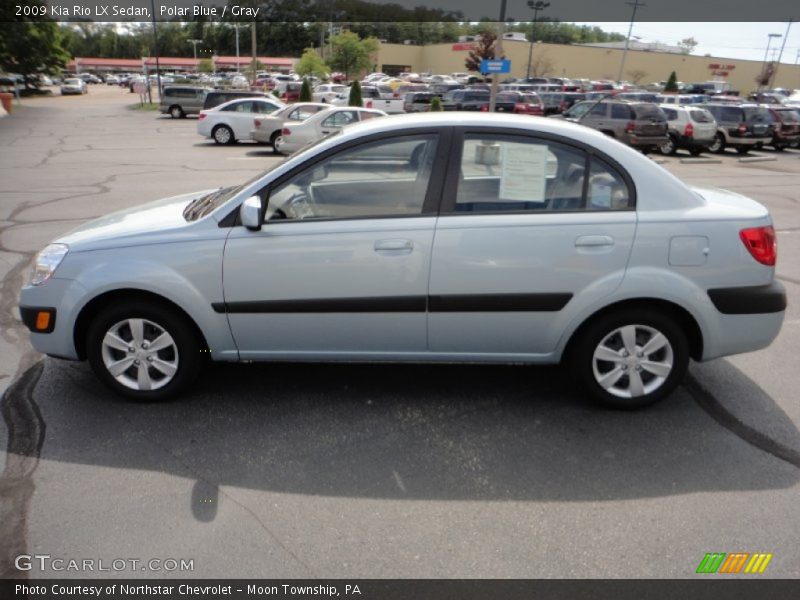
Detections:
[188, 39, 202, 60]
[234, 24, 240, 70]
[251, 21, 257, 84]
[616, 0, 645, 84]
[526, 1, 550, 80]
[769, 20, 792, 89]
[760, 33, 782, 90]
[149, 0, 162, 102]
[488, 0, 508, 114]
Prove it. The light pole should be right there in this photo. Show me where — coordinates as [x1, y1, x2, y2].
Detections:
[769, 20, 792, 89]
[617, 0, 645, 84]
[488, 0, 508, 114]
[233, 24, 241, 71]
[188, 39, 202, 60]
[760, 33, 782, 90]
[525, 1, 550, 80]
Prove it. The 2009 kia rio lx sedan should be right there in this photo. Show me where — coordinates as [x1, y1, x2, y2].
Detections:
[19, 113, 786, 408]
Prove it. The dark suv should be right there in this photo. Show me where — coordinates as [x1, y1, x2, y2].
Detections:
[558, 99, 668, 152]
[203, 90, 272, 110]
[765, 106, 800, 150]
[704, 103, 773, 154]
[441, 89, 491, 111]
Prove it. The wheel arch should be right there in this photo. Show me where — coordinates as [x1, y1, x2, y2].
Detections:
[561, 297, 704, 363]
[73, 288, 210, 360]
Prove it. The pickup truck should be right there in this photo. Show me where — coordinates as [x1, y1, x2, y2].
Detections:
[330, 86, 405, 114]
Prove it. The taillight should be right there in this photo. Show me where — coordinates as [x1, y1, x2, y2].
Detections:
[198, 112, 206, 120]
[514, 103, 525, 112]
[559, 101, 566, 111]
[684, 122, 694, 137]
[282, 127, 291, 136]
[737, 122, 747, 135]
[739, 226, 777, 266]
[254, 119, 261, 128]
[480, 105, 489, 112]
[625, 120, 635, 133]
[366, 100, 372, 108]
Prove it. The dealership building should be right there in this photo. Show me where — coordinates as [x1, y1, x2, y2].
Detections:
[66, 56, 298, 74]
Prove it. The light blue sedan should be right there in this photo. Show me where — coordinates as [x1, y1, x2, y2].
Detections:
[19, 113, 786, 408]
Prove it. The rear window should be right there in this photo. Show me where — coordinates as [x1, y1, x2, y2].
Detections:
[611, 104, 632, 119]
[662, 108, 678, 120]
[690, 109, 714, 123]
[743, 107, 772, 123]
[775, 109, 800, 123]
[718, 106, 744, 122]
[632, 104, 666, 121]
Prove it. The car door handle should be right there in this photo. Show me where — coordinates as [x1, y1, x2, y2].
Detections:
[374, 239, 414, 252]
[575, 235, 614, 248]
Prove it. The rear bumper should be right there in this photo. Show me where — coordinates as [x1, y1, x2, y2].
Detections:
[627, 135, 668, 147]
[707, 281, 787, 315]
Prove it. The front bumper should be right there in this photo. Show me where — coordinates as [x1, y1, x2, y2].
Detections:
[19, 278, 88, 360]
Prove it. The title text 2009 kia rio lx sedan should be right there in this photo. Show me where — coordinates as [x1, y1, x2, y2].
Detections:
[19, 113, 786, 408]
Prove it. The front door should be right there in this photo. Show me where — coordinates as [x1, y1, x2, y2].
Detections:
[221, 131, 447, 359]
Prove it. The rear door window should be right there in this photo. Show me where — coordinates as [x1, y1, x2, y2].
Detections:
[611, 104, 632, 119]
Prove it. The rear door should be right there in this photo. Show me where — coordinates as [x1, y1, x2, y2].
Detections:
[427, 129, 637, 357]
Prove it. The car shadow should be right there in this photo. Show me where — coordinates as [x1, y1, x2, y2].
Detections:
[17, 358, 800, 514]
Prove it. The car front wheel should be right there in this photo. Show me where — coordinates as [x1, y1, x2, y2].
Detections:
[571, 309, 689, 409]
[86, 301, 203, 401]
[709, 133, 725, 153]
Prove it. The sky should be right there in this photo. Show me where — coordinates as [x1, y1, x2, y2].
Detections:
[575, 22, 800, 64]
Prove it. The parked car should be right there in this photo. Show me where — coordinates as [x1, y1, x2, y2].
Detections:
[657, 94, 707, 105]
[274, 81, 303, 102]
[105, 75, 119, 85]
[274, 107, 387, 154]
[483, 92, 544, 116]
[313, 84, 348, 103]
[704, 103, 773, 154]
[79, 73, 102, 84]
[404, 92, 436, 113]
[616, 92, 660, 103]
[250, 102, 330, 148]
[538, 92, 587, 116]
[330, 86, 405, 114]
[60, 78, 87, 95]
[764, 106, 800, 150]
[657, 105, 717, 156]
[198, 97, 286, 144]
[202, 90, 272, 111]
[19, 113, 785, 408]
[159, 86, 209, 118]
[441, 89, 491, 111]
[557, 99, 668, 152]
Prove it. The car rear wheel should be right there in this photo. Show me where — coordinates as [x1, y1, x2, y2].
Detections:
[709, 133, 725, 153]
[269, 130, 281, 152]
[169, 105, 185, 119]
[570, 309, 689, 409]
[736, 147, 750, 155]
[658, 134, 677, 155]
[212, 125, 235, 145]
[689, 148, 704, 157]
[86, 301, 203, 401]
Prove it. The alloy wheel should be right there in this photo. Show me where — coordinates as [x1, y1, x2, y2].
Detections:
[101, 318, 179, 391]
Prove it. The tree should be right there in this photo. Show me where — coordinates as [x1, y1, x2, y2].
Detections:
[295, 48, 328, 79]
[756, 62, 775, 88]
[430, 96, 443, 112]
[299, 78, 312, 102]
[348, 80, 363, 107]
[664, 71, 679, 92]
[328, 31, 379, 81]
[0, 4, 70, 89]
[198, 58, 213, 74]
[626, 69, 648, 85]
[678, 37, 698, 55]
[465, 31, 496, 73]
[530, 51, 556, 78]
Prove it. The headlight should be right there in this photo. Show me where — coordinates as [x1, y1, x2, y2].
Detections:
[30, 244, 68, 286]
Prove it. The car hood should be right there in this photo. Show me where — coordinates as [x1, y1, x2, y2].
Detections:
[54, 189, 220, 251]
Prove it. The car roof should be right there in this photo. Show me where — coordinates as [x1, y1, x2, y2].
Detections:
[212, 96, 283, 110]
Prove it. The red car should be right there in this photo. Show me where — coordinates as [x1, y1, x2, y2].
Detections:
[479, 92, 544, 116]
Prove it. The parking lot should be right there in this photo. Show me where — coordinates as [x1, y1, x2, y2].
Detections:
[1, 85, 799, 578]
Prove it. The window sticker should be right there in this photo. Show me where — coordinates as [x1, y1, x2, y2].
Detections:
[499, 143, 547, 202]
[590, 183, 613, 209]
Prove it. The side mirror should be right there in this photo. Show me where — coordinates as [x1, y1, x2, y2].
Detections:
[240, 195, 262, 231]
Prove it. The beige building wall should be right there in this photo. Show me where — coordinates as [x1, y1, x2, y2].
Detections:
[378, 41, 800, 92]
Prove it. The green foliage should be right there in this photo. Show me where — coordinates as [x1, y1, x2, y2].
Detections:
[197, 59, 213, 74]
[295, 48, 328, 78]
[0, 4, 70, 88]
[348, 80, 363, 107]
[300, 78, 312, 102]
[329, 31, 379, 80]
[430, 96, 443, 112]
[664, 71, 678, 92]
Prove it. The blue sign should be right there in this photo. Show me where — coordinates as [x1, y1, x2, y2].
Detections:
[480, 59, 511, 74]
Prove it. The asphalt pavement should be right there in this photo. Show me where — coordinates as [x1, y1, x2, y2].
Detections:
[0, 86, 798, 579]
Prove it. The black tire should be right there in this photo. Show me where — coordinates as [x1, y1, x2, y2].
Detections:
[736, 146, 750, 155]
[569, 308, 690, 410]
[269, 130, 281, 153]
[85, 301, 203, 402]
[658, 134, 678, 156]
[772, 144, 785, 152]
[709, 133, 725, 154]
[212, 124, 235, 145]
[689, 148, 704, 157]
[169, 105, 185, 119]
